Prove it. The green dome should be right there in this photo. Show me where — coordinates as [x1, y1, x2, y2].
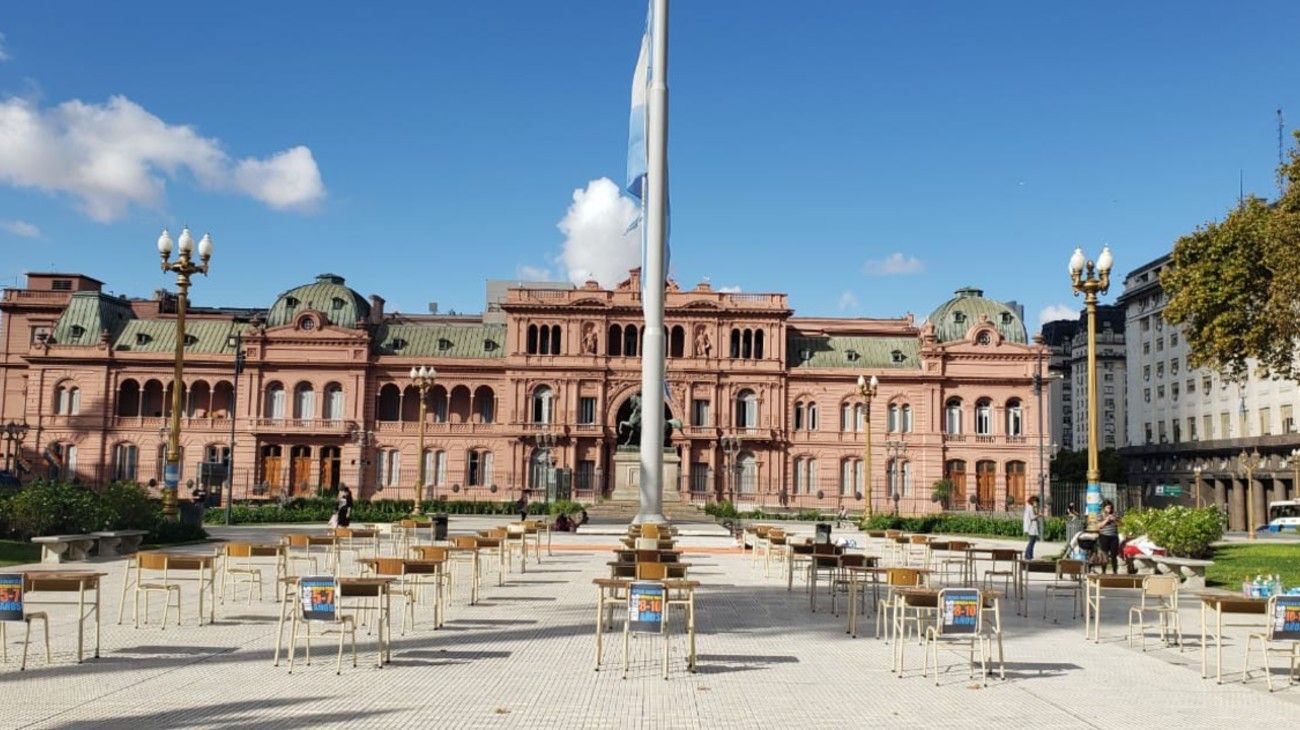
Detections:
[927, 287, 1027, 344]
[267, 274, 370, 328]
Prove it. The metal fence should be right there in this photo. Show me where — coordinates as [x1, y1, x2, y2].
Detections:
[1048, 482, 1143, 517]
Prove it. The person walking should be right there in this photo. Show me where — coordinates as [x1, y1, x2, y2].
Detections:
[516, 493, 529, 522]
[1097, 500, 1121, 574]
[335, 485, 353, 528]
[1022, 495, 1042, 559]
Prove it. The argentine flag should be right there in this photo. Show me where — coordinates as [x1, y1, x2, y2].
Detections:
[627, 2, 668, 291]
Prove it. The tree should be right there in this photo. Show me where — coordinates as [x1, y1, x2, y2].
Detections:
[1162, 132, 1300, 382]
[1050, 448, 1125, 485]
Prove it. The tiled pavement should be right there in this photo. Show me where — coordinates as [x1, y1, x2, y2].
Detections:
[1, 521, 1297, 729]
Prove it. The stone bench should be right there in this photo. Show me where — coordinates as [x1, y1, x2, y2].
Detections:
[89, 529, 151, 558]
[31, 534, 97, 564]
[1131, 555, 1215, 589]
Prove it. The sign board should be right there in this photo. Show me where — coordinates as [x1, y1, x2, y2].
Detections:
[1154, 484, 1183, 498]
[299, 576, 338, 621]
[940, 588, 980, 635]
[199, 462, 228, 489]
[1272, 596, 1300, 641]
[163, 462, 180, 490]
[628, 581, 665, 633]
[0, 573, 23, 621]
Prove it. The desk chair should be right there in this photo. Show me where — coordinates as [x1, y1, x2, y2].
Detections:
[1043, 559, 1085, 623]
[131, 553, 182, 630]
[1243, 596, 1300, 691]
[876, 568, 925, 641]
[982, 549, 1018, 597]
[1127, 574, 1182, 651]
[287, 577, 357, 675]
[922, 588, 993, 686]
[220, 543, 265, 605]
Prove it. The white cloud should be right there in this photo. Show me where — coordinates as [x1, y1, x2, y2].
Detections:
[556, 177, 640, 287]
[837, 290, 859, 311]
[0, 95, 325, 222]
[863, 252, 924, 276]
[515, 264, 553, 281]
[717, 285, 742, 293]
[1038, 303, 1077, 326]
[1, 220, 39, 237]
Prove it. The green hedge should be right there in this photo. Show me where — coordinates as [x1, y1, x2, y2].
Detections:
[1120, 506, 1223, 558]
[863, 513, 1066, 542]
[205, 497, 586, 525]
[703, 501, 830, 522]
[0, 480, 207, 546]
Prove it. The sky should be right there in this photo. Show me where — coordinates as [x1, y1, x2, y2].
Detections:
[2, 1, 1299, 329]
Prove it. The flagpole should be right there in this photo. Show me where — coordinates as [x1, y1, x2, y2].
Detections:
[636, 0, 669, 525]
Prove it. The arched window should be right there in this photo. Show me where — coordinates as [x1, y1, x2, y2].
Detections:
[742, 329, 753, 359]
[550, 324, 562, 355]
[376, 383, 401, 422]
[186, 380, 210, 417]
[901, 460, 913, 496]
[975, 398, 992, 435]
[324, 383, 345, 421]
[608, 325, 623, 357]
[735, 389, 758, 428]
[854, 403, 865, 432]
[623, 325, 638, 357]
[794, 402, 805, 431]
[430, 385, 448, 423]
[944, 398, 962, 434]
[532, 385, 553, 424]
[1006, 460, 1026, 506]
[737, 451, 757, 494]
[526, 324, 539, 355]
[113, 443, 138, 482]
[754, 329, 765, 359]
[887, 404, 899, 433]
[840, 458, 862, 496]
[51, 442, 78, 481]
[117, 379, 141, 417]
[421, 448, 443, 487]
[529, 448, 551, 490]
[807, 403, 818, 431]
[377, 448, 401, 489]
[669, 325, 685, 358]
[841, 403, 852, 432]
[901, 405, 913, 433]
[212, 381, 234, 418]
[265, 382, 286, 420]
[729, 329, 741, 358]
[475, 385, 496, 423]
[142, 379, 165, 417]
[54, 383, 80, 415]
[467, 449, 493, 486]
[293, 382, 315, 420]
[1005, 399, 1023, 437]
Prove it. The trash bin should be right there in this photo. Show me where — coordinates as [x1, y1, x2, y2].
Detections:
[815, 522, 832, 545]
[433, 513, 449, 542]
[179, 501, 205, 528]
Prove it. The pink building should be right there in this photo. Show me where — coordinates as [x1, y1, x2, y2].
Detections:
[0, 270, 1047, 514]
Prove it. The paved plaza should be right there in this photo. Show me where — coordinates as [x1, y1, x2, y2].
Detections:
[1, 518, 1297, 729]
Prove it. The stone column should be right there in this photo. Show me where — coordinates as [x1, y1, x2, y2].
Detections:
[1213, 477, 1227, 515]
[1249, 476, 1268, 533]
[1228, 478, 1246, 532]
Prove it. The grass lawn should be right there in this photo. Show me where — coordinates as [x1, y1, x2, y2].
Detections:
[0, 539, 40, 567]
[1206, 543, 1300, 589]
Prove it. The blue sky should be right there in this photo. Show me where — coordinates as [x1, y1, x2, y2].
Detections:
[2, 1, 1298, 328]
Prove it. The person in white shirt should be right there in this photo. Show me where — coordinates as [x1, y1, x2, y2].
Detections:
[1022, 495, 1042, 559]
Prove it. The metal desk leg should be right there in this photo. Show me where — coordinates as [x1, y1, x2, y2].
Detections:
[76, 583, 85, 663]
[688, 590, 697, 672]
[594, 589, 605, 670]
[1199, 601, 1209, 679]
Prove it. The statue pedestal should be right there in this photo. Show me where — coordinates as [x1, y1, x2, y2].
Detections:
[611, 449, 680, 503]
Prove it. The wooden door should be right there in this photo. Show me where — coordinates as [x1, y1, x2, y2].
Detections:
[946, 460, 966, 508]
[262, 456, 282, 491]
[1006, 461, 1026, 507]
[319, 446, 341, 490]
[976, 461, 996, 510]
[290, 445, 312, 495]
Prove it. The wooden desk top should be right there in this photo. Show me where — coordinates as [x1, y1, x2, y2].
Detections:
[1087, 574, 1147, 588]
[592, 577, 700, 590]
[22, 570, 108, 589]
[1197, 592, 1269, 613]
[143, 551, 217, 568]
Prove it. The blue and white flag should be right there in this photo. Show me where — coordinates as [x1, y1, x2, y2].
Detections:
[625, 13, 650, 202]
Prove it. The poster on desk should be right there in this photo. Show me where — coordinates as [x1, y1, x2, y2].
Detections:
[1272, 596, 1300, 640]
[941, 588, 980, 635]
[299, 576, 337, 621]
[628, 581, 665, 633]
[0, 573, 22, 621]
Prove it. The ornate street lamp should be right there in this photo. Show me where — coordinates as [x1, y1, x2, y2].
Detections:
[158, 227, 212, 519]
[856, 374, 879, 516]
[2, 421, 30, 475]
[1069, 245, 1112, 529]
[409, 365, 437, 513]
[1291, 448, 1300, 503]
[224, 332, 245, 526]
[1193, 465, 1204, 509]
[1236, 449, 1263, 540]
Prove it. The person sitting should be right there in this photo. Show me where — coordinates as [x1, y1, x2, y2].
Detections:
[554, 512, 572, 532]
